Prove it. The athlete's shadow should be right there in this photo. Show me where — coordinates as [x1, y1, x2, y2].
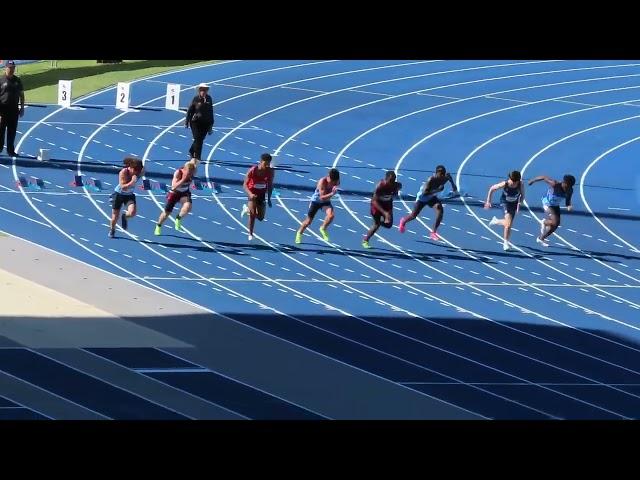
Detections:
[521, 245, 640, 264]
[281, 241, 494, 263]
[119, 236, 220, 253]
[187, 239, 386, 258]
[149, 237, 299, 255]
[426, 240, 640, 264]
[117, 233, 272, 255]
[430, 244, 543, 261]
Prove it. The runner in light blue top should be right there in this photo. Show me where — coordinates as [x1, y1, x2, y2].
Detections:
[528, 173, 575, 247]
[109, 157, 143, 238]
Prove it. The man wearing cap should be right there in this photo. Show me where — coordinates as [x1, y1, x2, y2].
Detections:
[185, 83, 214, 160]
[0, 61, 25, 157]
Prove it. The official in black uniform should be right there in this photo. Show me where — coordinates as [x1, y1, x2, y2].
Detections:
[185, 83, 214, 160]
[0, 60, 25, 157]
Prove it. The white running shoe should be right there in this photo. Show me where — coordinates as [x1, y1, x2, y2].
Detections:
[503, 241, 510, 251]
[489, 216, 499, 226]
[248, 234, 253, 241]
[241, 204, 249, 218]
[536, 236, 549, 247]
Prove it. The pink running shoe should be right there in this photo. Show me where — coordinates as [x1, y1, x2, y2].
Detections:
[429, 231, 440, 241]
[398, 217, 407, 233]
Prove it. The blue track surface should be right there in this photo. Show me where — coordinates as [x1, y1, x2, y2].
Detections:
[2, 60, 640, 419]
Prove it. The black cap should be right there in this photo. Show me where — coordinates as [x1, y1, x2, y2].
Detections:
[5, 60, 16, 67]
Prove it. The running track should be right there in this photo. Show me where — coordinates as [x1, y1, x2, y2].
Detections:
[1, 60, 640, 419]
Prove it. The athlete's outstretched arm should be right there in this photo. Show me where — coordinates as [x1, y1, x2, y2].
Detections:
[528, 175, 555, 186]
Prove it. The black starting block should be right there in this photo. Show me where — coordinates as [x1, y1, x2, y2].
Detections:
[140, 179, 168, 194]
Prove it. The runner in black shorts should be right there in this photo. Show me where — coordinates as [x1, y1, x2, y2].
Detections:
[154, 158, 198, 235]
[109, 157, 143, 238]
[362, 170, 402, 248]
[528, 174, 575, 247]
[484, 170, 525, 251]
[398, 164, 457, 241]
[295, 168, 340, 244]
[241, 153, 275, 241]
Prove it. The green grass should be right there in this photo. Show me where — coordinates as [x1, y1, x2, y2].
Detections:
[17, 60, 217, 104]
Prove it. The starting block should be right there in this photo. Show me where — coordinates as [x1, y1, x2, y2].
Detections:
[16, 176, 44, 191]
[414, 187, 468, 200]
[192, 179, 221, 193]
[70, 175, 102, 192]
[86, 178, 103, 192]
[441, 190, 458, 199]
[442, 189, 469, 199]
[37, 148, 50, 161]
[70, 175, 84, 187]
[140, 179, 168, 194]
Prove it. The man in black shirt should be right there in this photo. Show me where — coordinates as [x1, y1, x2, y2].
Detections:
[185, 83, 214, 160]
[0, 60, 25, 157]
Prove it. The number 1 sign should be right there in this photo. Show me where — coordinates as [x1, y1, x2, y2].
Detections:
[165, 83, 181, 111]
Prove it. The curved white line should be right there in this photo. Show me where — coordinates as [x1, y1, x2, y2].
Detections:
[472, 110, 640, 286]
[206, 59, 640, 312]
[207, 60, 564, 167]
[245, 66, 640, 330]
[11, 61, 241, 309]
[75, 61, 496, 419]
[580, 137, 640, 253]
[187, 61, 640, 415]
[48, 60, 640, 418]
[194, 61, 640, 375]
